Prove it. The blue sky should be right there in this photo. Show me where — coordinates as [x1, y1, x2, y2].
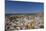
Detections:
[5, 1, 44, 14]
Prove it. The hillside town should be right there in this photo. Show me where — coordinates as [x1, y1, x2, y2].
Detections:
[5, 13, 44, 31]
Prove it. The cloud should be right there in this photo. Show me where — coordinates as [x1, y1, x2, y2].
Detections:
[8, 0, 43, 2]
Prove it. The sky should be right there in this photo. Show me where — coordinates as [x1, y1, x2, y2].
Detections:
[5, 1, 44, 14]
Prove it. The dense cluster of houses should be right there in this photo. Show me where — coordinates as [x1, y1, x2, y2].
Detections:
[5, 14, 44, 31]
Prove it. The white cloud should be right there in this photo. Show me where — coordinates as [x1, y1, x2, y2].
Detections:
[8, 0, 44, 2]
